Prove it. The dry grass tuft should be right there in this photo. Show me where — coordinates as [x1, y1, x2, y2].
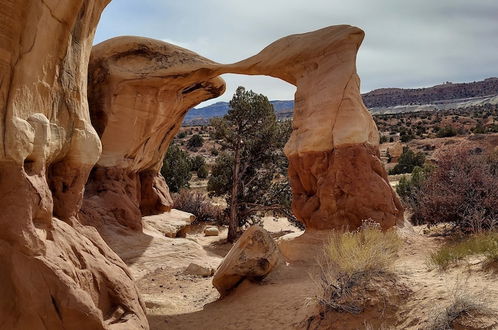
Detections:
[430, 278, 495, 330]
[315, 221, 403, 315]
[326, 221, 402, 277]
[428, 231, 498, 270]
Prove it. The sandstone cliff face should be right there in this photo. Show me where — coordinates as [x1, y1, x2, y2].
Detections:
[82, 37, 225, 230]
[0, 1, 147, 328]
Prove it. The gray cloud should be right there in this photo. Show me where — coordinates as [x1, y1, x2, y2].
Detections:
[95, 0, 498, 105]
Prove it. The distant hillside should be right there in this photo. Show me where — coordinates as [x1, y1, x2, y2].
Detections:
[362, 77, 498, 108]
[183, 78, 498, 125]
[184, 100, 294, 125]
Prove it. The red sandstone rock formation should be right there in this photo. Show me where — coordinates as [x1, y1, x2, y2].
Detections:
[218, 26, 404, 230]
[85, 26, 402, 233]
[1, 5, 401, 326]
[0, 1, 147, 328]
[82, 37, 225, 231]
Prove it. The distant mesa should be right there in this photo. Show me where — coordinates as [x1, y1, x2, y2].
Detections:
[184, 77, 498, 125]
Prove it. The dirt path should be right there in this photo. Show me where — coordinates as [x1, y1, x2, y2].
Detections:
[107, 216, 498, 330]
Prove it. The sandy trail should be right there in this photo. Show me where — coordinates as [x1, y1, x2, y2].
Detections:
[106, 215, 498, 329]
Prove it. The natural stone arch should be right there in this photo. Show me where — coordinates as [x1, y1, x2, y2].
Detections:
[84, 26, 403, 232]
[0, 0, 402, 328]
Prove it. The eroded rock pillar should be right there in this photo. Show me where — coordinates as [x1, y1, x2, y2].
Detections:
[83, 37, 225, 230]
[0, 1, 148, 328]
[220, 25, 404, 230]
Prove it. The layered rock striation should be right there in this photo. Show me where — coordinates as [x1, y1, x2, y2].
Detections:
[86, 26, 402, 233]
[82, 37, 225, 230]
[0, 1, 147, 328]
[1, 4, 402, 326]
[217, 25, 404, 230]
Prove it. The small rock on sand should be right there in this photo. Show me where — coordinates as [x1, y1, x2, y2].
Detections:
[184, 263, 215, 277]
[204, 226, 220, 236]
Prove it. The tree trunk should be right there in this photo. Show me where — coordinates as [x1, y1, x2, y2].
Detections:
[228, 141, 241, 242]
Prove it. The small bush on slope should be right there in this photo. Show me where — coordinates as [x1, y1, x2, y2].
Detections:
[389, 147, 425, 175]
[187, 134, 204, 149]
[316, 221, 403, 314]
[173, 189, 224, 225]
[428, 232, 498, 270]
[405, 146, 498, 232]
[430, 279, 495, 330]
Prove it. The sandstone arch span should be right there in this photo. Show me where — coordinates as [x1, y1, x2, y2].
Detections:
[0, 0, 402, 328]
[84, 26, 403, 232]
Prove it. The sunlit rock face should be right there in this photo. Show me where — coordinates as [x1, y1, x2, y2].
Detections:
[217, 25, 404, 230]
[0, 6, 401, 328]
[85, 26, 403, 233]
[82, 37, 225, 231]
[0, 1, 147, 328]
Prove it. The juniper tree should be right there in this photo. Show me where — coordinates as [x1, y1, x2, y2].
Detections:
[208, 87, 295, 242]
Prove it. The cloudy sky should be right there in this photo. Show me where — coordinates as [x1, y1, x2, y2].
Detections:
[95, 0, 498, 106]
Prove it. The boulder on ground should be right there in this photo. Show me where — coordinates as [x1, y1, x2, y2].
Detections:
[184, 263, 215, 277]
[204, 226, 220, 236]
[212, 226, 281, 296]
[143, 209, 194, 238]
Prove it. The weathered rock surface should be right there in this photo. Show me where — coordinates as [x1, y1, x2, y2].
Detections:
[0, 1, 147, 328]
[213, 226, 281, 296]
[143, 209, 194, 238]
[1, 16, 403, 329]
[82, 37, 225, 230]
[86, 26, 402, 233]
[217, 26, 404, 230]
[184, 263, 215, 277]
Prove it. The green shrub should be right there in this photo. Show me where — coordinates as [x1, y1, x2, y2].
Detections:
[396, 165, 432, 208]
[428, 232, 498, 270]
[161, 144, 192, 192]
[187, 134, 204, 149]
[197, 164, 209, 179]
[436, 126, 457, 138]
[389, 147, 425, 174]
[177, 131, 187, 139]
[190, 155, 206, 172]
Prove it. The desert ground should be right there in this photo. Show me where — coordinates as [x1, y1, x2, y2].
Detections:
[100, 216, 497, 330]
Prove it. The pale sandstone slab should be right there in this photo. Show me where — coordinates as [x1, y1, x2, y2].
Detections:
[143, 209, 195, 238]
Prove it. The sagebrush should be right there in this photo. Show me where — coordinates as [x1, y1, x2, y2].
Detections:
[402, 146, 498, 232]
[173, 189, 224, 225]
